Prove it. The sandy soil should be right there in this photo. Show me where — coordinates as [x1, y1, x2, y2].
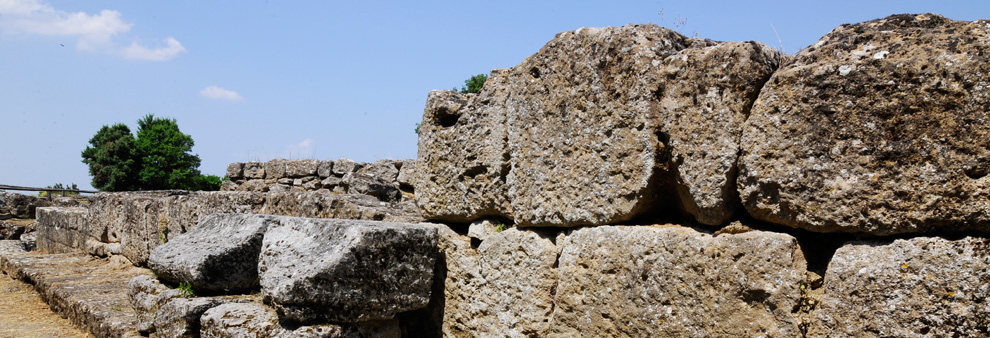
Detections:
[0, 272, 90, 338]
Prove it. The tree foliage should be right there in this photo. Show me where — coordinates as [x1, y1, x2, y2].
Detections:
[458, 73, 488, 94]
[81, 123, 138, 191]
[82, 114, 221, 192]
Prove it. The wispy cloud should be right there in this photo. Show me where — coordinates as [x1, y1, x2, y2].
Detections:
[285, 138, 315, 159]
[0, 0, 185, 60]
[199, 85, 243, 101]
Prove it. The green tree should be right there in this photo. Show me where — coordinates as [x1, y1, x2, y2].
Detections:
[459, 73, 488, 94]
[134, 114, 203, 190]
[81, 123, 138, 191]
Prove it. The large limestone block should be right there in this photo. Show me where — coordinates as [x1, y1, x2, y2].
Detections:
[417, 25, 779, 226]
[258, 216, 438, 323]
[128, 274, 185, 334]
[740, 13, 990, 235]
[148, 214, 278, 292]
[35, 207, 88, 253]
[415, 69, 514, 223]
[155, 297, 226, 338]
[285, 159, 319, 178]
[810, 237, 990, 337]
[550, 225, 807, 337]
[429, 223, 558, 337]
[655, 41, 780, 225]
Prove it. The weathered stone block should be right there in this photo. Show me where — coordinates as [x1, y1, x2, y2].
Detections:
[332, 158, 362, 175]
[243, 162, 265, 179]
[226, 162, 244, 179]
[285, 159, 319, 178]
[128, 274, 184, 334]
[35, 207, 88, 253]
[200, 303, 400, 338]
[155, 297, 225, 338]
[809, 236, 990, 337]
[550, 225, 807, 337]
[265, 159, 287, 179]
[258, 216, 437, 323]
[739, 13, 990, 235]
[317, 160, 334, 178]
[342, 173, 401, 202]
[148, 214, 278, 292]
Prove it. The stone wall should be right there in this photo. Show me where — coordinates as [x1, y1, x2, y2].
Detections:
[25, 13, 990, 338]
[222, 158, 415, 203]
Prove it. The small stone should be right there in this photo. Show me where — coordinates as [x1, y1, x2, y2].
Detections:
[226, 162, 244, 179]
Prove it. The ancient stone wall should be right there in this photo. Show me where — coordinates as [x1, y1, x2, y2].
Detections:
[222, 158, 415, 203]
[23, 13, 990, 338]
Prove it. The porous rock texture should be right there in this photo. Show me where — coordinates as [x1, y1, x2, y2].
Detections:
[740, 13, 990, 235]
[258, 216, 438, 323]
[427, 223, 559, 337]
[200, 302, 400, 338]
[128, 274, 184, 334]
[415, 71, 515, 223]
[809, 236, 990, 337]
[550, 225, 807, 337]
[417, 24, 780, 226]
[148, 213, 279, 292]
[35, 207, 88, 253]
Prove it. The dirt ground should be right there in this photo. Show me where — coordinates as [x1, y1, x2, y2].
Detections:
[0, 272, 90, 338]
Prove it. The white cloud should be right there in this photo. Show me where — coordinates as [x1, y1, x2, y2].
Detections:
[285, 138, 315, 159]
[0, 0, 184, 60]
[121, 37, 185, 61]
[199, 85, 243, 101]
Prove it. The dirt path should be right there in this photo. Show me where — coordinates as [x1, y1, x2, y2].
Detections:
[0, 272, 91, 338]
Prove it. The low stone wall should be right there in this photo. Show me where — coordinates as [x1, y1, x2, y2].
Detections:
[35, 190, 420, 265]
[222, 158, 416, 202]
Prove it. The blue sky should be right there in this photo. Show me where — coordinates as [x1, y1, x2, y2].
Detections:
[1, 0, 986, 191]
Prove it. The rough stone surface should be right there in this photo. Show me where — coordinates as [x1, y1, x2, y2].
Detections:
[226, 162, 244, 179]
[200, 302, 400, 338]
[265, 159, 287, 179]
[432, 224, 558, 338]
[739, 13, 990, 235]
[415, 71, 515, 223]
[285, 159, 319, 178]
[0, 191, 52, 219]
[550, 225, 807, 337]
[810, 236, 990, 337]
[148, 213, 279, 292]
[244, 162, 265, 179]
[35, 207, 88, 254]
[258, 216, 438, 323]
[155, 297, 226, 338]
[396, 160, 416, 189]
[416, 25, 779, 226]
[128, 274, 184, 334]
[332, 158, 362, 176]
[0, 251, 146, 338]
[342, 173, 401, 202]
[317, 160, 334, 178]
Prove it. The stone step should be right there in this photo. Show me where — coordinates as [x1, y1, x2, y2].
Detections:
[0, 240, 146, 338]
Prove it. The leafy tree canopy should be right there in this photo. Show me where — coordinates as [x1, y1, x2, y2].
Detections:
[457, 73, 488, 94]
[81, 114, 221, 191]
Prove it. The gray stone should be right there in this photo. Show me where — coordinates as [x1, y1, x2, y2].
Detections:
[35, 207, 88, 254]
[550, 225, 807, 337]
[19, 232, 35, 251]
[317, 160, 334, 178]
[320, 176, 342, 188]
[128, 274, 184, 334]
[356, 159, 401, 183]
[0, 221, 25, 240]
[220, 180, 239, 191]
[739, 13, 990, 235]
[244, 162, 265, 179]
[200, 302, 400, 338]
[265, 159, 287, 179]
[258, 216, 438, 323]
[226, 162, 244, 179]
[396, 160, 416, 189]
[332, 158, 362, 175]
[148, 213, 278, 292]
[155, 297, 225, 338]
[0, 192, 51, 219]
[342, 173, 401, 202]
[285, 159, 319, 178]
[809, 236, 990, 337]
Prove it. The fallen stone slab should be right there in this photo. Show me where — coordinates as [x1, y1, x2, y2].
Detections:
[550, 225, 807, 337]
[809, 236, 990, 337]
[148, 213, 279, 292]
[128, 274, 184, 334]
[258, 216, 438, 323]
[739, 13, 990, 235]
[200, 302, 400, 338]
[0, 247, 147, 338]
